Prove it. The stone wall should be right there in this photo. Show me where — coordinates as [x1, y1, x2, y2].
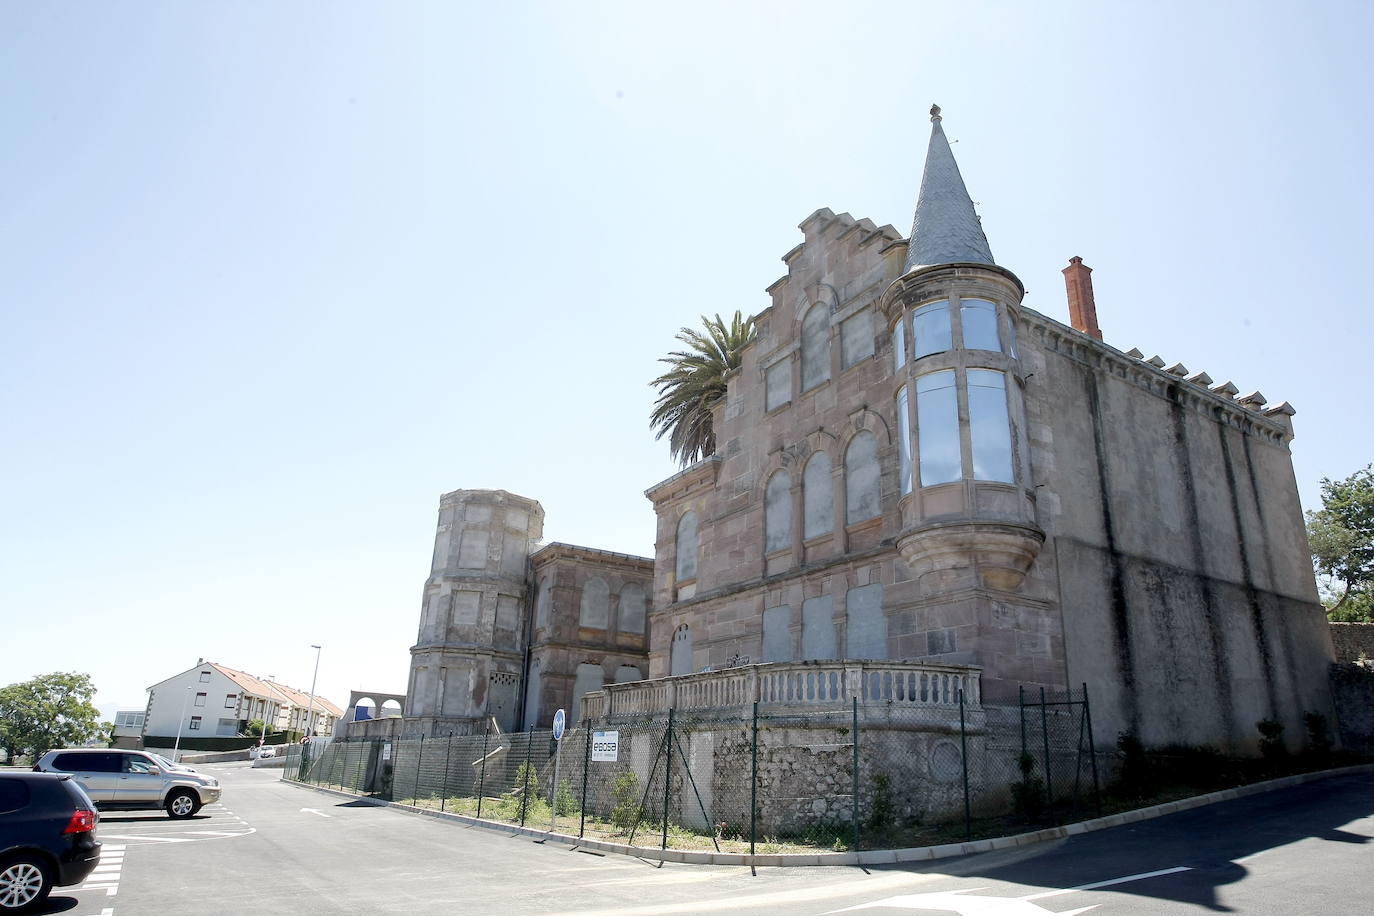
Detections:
[1329, 622, 1374, 663]
[1330, 662, 1374, 753]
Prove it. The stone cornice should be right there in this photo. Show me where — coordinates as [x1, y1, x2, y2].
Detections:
[1021, 309, 1293, 445]
[530, 541, 653, 569]
[645, 456, 721, 504]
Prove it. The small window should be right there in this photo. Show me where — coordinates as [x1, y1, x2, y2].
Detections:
[189, 716, 202, 730]
[912, 301, 952, 358]
[199, 671, 211, 682]
[916, 370, 961, 486]
[841, 309, 874, 368]
[194, 692, 207, 707]
[765, 360, 791, 411]
[0, 778, 31, 814]
[53, 752, 120, 773]
[893, 318, 907, 371]
[960, 299, 1001, 351]
[224, 694, 237, 709]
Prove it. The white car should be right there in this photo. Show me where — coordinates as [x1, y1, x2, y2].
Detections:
[256, 745, 276, 759]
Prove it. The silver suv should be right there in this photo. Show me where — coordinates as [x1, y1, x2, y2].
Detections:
[34, 749, 221, 819]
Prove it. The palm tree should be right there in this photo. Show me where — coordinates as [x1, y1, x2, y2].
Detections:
[650, 311, 758, 466]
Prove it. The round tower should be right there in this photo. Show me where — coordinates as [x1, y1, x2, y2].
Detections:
[405, 489, 544, 735]
[879, 105, 1044, 594]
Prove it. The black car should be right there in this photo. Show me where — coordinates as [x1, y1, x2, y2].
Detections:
[0, 772, 101, 912]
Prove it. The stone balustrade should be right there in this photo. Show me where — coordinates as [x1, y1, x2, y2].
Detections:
[580, 660, 980, 721]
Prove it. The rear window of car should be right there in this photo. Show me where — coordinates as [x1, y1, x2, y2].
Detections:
[52, 752, 122, 773]
[0, 778, 31, 813]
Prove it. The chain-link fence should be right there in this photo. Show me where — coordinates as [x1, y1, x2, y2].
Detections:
[282, 684, 1100, 853]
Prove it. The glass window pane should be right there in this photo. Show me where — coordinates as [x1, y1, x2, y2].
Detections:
[896, 387, 912, 495]
[892, 317, 907, 370]
[1006, 314, 1018, 358]
[913, 301, 951, 358]
[961, 299, 1001, 351]
[968, 369, 1014, 482]
[916, 370, 961, 485]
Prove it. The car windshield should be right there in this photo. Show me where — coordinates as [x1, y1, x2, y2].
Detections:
[150, 753, 184, 770]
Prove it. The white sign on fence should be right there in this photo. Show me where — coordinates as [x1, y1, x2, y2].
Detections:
[382, 743, 392, 761]
[591, 730, 619, 762]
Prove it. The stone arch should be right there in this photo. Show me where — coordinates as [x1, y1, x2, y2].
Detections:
[379, 699, 402, 718]
[353, 696, 376, 722]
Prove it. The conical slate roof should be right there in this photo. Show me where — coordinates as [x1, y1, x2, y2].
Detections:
[903, 105, 995, 273]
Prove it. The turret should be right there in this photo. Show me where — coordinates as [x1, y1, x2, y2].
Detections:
[880, 106, 1044, 593]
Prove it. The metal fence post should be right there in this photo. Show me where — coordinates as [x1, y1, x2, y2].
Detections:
[477, 722, 490, 819]
[1018, 685, 1027, 760]
[1040, 686, 1053, 812]
[959, 687, 971, 841]
[579, 718, 593, 839]
[414, 736, 425, 806]
[851, 696, 860, 851]
[519, 726, 534, 827]
[750, 700, 758, 856]
[1083, 682, 1102, 816]
[661, 707, 675, 851]
[440, 736, 454, 812]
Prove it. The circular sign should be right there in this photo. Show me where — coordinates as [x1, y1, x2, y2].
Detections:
[552, 708, 566, 741]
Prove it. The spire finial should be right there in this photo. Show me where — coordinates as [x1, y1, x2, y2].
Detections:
[930, 103, 941, 122]
[902, 108, 995, 273]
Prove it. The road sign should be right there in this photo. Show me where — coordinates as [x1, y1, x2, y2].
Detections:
[552, 708, 566, 741]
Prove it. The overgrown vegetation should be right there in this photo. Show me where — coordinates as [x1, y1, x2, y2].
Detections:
[1307, 464, 1374, 621]
[1009, 752, 1047, 821]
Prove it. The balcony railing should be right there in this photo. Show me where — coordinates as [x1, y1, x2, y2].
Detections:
[580, 660, 980, 721]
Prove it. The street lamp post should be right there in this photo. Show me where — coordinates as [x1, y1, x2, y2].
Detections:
[304, 645, 322, 740]
[171, 686, 192, 762]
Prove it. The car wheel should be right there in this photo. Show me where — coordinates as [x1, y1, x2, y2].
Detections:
[0, 855, 51, 912]
[166, 789, 200, 819]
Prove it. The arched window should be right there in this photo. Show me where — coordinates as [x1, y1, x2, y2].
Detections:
[571, 663, 604, 725]
[670, 625, 693, 676]
[802, 452, 834, 539]
[801, 304, 831, 391]
[764, 470, 793, 553]
[618, 582, 646, 634]
[579, 577, 609, 629]
[845, 431, 881, 524]
[675, 511, 698, 581]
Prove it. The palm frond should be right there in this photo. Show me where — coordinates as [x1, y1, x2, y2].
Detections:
[648, 310, 757, 466]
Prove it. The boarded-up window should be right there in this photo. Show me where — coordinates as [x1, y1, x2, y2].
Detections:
[762, 605, 793, 662]
[801, 595, 835, 660]
[614, 665, 643, 683]
[524, 659, 542, 728]
[535, 578, 551, 629]
[580, 577, 609, 629]
[676, 511, 699, 581]
[845, 431, 881, 524]
[495, 595, 520, 630]
[619, 583, 646, 634]
[801, 304, 831, 391]
[670, 625, 693, 676]
[841, 308, 874, 368]
[803, 452, 833, 539]
[571, 664, 604, 725]
[765, 471, 792, 554]
[452, 590, 481, 627]
[765, 359, 791, 411]
[845, 583, 886, 659]
[456, 528, 488, 569]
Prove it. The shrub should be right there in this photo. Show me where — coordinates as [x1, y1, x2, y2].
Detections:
[1010, 752, 1046, 821]
[1257, 718, 1288, 762]
[1303, 712, 1333, 763]
[554, 779, 579, 817]
[866, 771, 894, 833]
[609, 771, 643, 831]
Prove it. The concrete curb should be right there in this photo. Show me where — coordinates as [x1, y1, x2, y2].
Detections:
[281, 762, 1374, 868]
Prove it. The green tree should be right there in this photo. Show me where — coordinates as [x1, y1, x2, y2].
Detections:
[649, 311, 758, 466]
[1307, 464, 1374, 620]
[0, 672, 103, 762]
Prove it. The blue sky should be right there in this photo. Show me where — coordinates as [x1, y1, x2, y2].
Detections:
[3, 1, 1371, 719]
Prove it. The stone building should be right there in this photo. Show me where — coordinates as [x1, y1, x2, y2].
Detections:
[353, 488, 652, 737]
[641, 106, 1335, 752]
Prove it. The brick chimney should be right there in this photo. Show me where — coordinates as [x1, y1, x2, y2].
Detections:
[1062, 256, 1103, 340]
